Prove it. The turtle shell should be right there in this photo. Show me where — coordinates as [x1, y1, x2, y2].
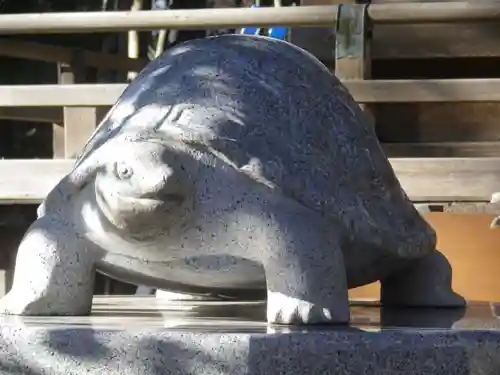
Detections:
[75, 34, 435, 273]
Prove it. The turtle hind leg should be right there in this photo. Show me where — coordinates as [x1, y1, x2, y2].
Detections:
[381, 250, 465, 308]
[0, 215, 97, 316]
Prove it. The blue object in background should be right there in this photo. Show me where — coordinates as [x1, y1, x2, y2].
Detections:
[240, 5, 262, 36]
[240, 4, 288, 40]
[268, 26, 288, 40]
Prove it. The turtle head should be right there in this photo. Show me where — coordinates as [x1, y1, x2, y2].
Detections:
[93, 139, 194, 238]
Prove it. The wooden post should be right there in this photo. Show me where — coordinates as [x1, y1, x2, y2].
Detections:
[335, 3, 375, 123]
[53, 63, 106, 159]
[51, 63, 108, 294]
[52, 122, 65, 158]
[0, 231, 16, 296]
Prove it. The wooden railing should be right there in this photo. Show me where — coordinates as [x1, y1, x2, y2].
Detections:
[0, 2, 498, 33]
[1, 2, 500, 212]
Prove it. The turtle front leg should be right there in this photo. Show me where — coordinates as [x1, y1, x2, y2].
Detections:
[381, 250, 465, 307]
[260, 201, 350, 325]
[0, 215, 97, 316]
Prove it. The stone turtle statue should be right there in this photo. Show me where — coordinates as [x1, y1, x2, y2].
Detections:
[0, 34, 464, 324]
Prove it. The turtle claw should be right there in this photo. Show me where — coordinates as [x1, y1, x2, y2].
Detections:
[267, 291, 349, 325]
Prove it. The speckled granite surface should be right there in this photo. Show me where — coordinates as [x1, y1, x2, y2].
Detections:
[0, 296, 499, 375]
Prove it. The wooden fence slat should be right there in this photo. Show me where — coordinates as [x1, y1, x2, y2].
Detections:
[3, 79, 500, 107]
[382, 142, 500, 158]
[0, 84, 125, 107]
[346, 79, 500, 103]
[0, 108, 62, 123]
[0, 160, 73, 203]
[368, 1, 500, 24]
[0, 38, 147, 73]
[0, 158, 500, 203]
[63, 107, 107, 158]
[373, 23, 500, 60]
[391, 157, 500, 202]
[414, 202, 500, 215]
[57, 64, 107, 159]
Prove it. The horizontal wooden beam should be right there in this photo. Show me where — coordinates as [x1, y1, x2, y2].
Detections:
[0, 38, 147, 73]
[0, 84, 124, 107]
[0, 3, 498, 35]
[391, 158, 500, 202]
[0, 158, 499, 203]
[367, 2, 500, 24]
[0, 6, 340, 34]
[414, 202, 500, 215]
[372, 24, 500, 59]
[2, 79, 500, 107]
[0, 160, 73, 203]
[381, 142, 500, 158]
[0, 107, 63, 123]
[346, 79, 500, 103]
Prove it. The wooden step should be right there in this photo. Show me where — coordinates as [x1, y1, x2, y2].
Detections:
[0, 158, 499, 204]
[1, 79, 499, 109]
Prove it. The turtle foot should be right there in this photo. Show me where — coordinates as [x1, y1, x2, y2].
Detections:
[0, 291, 92, 316]
[381, 249, 466, 308]
[267, 291, 349, 325]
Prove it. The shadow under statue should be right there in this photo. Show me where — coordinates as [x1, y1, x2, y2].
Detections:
[0, 34, 464, 325]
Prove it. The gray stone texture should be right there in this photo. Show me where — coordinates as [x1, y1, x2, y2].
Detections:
[0, 298, 498, 375]
[0, 34, 463, 324]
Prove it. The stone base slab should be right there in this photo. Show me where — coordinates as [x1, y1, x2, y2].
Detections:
[0, 296, 499, 374]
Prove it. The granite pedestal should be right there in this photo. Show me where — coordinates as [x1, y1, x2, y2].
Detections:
[0, 296, 498, 375]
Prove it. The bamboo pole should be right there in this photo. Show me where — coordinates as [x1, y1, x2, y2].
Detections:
[154, 29, 168, 58]
[127, 0, 143, 81]
[0, 2, 496, 35]
[0, 6, 339, 34]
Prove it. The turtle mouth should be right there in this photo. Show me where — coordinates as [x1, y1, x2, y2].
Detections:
[96, 187, 186, 213]
[111, 192, 188, 214]
[139, 192, 186, 204]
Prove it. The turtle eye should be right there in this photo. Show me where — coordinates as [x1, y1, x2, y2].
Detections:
[114, 162, 134, 180]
